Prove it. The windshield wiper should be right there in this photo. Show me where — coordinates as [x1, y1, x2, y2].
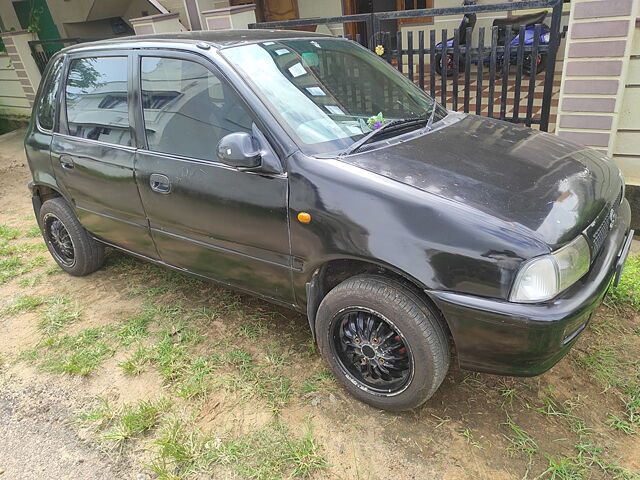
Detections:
[425, 100, 439, 132]
[340, 116, 425, 156]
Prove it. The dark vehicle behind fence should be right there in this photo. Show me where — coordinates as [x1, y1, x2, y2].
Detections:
[25, 31, 633, 411]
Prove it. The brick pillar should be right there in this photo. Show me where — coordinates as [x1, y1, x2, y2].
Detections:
[556, 0, 639, 155]
[0, 30, 42, 108]
[130, 12, 185, 35]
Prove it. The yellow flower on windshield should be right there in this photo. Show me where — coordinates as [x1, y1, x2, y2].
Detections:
[375, 45, 385, 56]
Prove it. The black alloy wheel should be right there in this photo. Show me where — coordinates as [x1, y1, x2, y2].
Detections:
[331, 307, 413, 395]
[43, 213, 75, 267]
[38, 197, 105, 276]
[316, 274, 450, 411]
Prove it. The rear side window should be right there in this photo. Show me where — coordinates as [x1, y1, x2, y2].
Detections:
[65, 56, 131, 146]
[140, 56, 252, 161]
[37, 57, 63, 131]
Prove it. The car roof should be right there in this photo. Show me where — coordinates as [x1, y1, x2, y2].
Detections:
[61, 29, 334, 54]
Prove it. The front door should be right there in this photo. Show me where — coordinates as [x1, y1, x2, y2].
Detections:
[133, 53, 293, 303]
[52, 53, 157, 257]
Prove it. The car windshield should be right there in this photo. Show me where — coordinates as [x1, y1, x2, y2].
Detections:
[222, 38, 446, 156]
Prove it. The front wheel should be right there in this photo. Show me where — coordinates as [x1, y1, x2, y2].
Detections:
[315, 275, 450, 411]
[39, 197, 105, 276]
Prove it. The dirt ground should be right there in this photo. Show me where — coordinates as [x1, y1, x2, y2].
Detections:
[1, 127, 639, 480]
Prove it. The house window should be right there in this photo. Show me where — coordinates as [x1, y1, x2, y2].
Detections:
[396, 0, 434, 25]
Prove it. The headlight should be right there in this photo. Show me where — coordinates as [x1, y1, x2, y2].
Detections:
[542, 32, 551, 43]
[510, 235, 591, 303]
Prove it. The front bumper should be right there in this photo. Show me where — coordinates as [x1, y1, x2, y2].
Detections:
[428, 199, 633, 376]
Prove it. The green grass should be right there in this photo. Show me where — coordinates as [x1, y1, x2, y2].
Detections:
[300, 371, 334, 394]
[607, 254, 640, 312]
[577, 343, 639, 392]
[2, 295, 44, 315]
[150, 419, 326, 480]
[0, 240, 46, 257]
[28, 255, 47, 267]
[0, 257, 25, 284]
[0, 224, 20, 240]
[37, 296, 82, 335]
[27, 326, 116, 375]
[80, 398, 171, 449]
[529, 389, 575, 420]
[78, 397, 118, 429]
[502, 416, 538, 463]
[117, 309, 155, 345]
[102, 399, 171, 448]
[607, 384, 640, 435]
[459, 428, 482, 449]
[220, 347, 293, 407]
[119, 344, 155, 376]
[17, 274, 42, 287]
[24, 225, 42, 238]
[537, 416, 636, 480]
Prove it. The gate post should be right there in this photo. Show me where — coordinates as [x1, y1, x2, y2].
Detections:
[0, 30, 41, 108]
[539, 0, 563, 132]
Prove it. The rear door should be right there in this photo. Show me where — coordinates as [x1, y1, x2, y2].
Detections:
[133, 51, 293, 303]
[51, 52, 157, 258]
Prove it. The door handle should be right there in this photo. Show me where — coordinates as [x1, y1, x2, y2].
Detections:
[149, 173, 171, 194]
[59, 155, 74, 170]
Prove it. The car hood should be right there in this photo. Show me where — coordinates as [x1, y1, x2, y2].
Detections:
[340, 114, 621, 248]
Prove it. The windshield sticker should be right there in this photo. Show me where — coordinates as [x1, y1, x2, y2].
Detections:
[288, 63, 306, 77]
[306, 87, 325, 96]
[325, 105, 344, 115]
[274, 48, 290, 56]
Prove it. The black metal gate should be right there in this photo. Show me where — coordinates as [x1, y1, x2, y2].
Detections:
[250, 0, 564, 132]
[29, 38, 81, 73]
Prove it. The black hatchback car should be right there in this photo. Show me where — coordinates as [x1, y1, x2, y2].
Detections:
[25, 30, 633, 411]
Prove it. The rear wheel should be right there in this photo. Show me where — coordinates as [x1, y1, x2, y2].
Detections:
[434, 53, 464, 77]
[523, 52, 547, 76]
[39, 197, 105, 276]
[315, 275, 450, 411]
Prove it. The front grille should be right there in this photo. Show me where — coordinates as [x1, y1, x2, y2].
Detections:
[590, 214, 610, 256]
[613, 186, 623, 209]
[587, 187, 624, 258]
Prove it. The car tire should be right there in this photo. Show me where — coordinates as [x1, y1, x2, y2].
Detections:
[315, 274, 450, 411]
[523, 52, 547, 76]
[434, 53, 464, 77]
[39, 197, 105, 276]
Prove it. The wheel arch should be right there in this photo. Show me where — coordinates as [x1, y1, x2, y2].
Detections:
[29, 181, 64, 221]
[305, 257, 452, 343]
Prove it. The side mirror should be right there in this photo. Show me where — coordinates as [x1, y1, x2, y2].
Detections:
[216, 132, 261, 169]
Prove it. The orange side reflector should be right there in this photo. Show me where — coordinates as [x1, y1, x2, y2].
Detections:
[297, 212, 311, 224]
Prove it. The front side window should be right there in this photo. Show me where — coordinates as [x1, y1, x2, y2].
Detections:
[140, 56, 252, 162]
[65, 56, 131, 146]
[222, 38, 444, 155]
[37, 57, 64, 131]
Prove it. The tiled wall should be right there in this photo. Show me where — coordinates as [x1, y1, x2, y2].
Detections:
[613, 17, 640, 185]
[556, 0, 640, 187]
